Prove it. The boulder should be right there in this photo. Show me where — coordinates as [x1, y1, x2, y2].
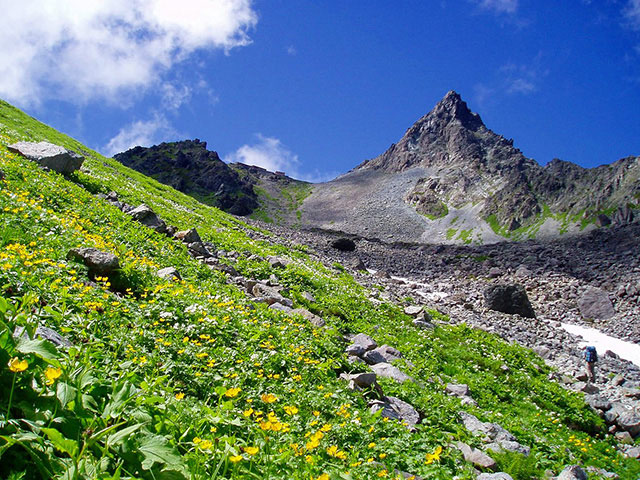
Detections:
[446, 384, 470, 397]
[291, 308, 326, 327]
[267, 256, 291, 268]
[157, 267, 181, 281]
[174, 228, 202, 244]
[128, 204, 167, 234]
[557, 465, 587, 480]
[456, 442, 496, 470]
[483, 284, 535, 318]
[413, 319, 435, 329]
[301, 291, 316, 302]
[595, 214, 611, 227]
[363, 349, 388, 365]
[330, 237, 356, 252]
[351, 333, 377, 351]
[577, 286, 615, 320]
[404, 305, 423, 316]
[67, 248, 119, 275]
[269, 302, 293, 314]
[188, 242, 214, 258]
[8, 141, 84, 174]
[370, 363, 412, 383]
[14, 325, 72, 348]
[345, 344, 367, 357]
[340, 372, 377, 389]
[369, 396, 419, 429]
[477, 474, 514, 480]
[617, 411, 640, 437]
[373, 345, 403, 362]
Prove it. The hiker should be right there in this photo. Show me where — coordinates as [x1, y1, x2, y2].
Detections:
[584, 346, 598, 382]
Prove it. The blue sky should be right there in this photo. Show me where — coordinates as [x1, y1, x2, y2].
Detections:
[1, 0, 639, 182]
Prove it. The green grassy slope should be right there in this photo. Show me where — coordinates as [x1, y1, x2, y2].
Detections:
[0, 99, 637, 479]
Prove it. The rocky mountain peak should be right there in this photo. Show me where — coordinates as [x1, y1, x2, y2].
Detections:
[428, 90, 485, 131]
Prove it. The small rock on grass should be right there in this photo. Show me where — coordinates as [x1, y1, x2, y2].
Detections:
[67, 247, 119, 275]
[557, 465, 587, 480]
[157, 267, 181, 281]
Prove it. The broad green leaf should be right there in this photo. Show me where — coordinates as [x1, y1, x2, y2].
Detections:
[56, 382, 77, 409]
[41, 428, 79, 458]
[0, 436, 16, 456]
[16, 337, 60, 363]
[102, 381, 137, 419]
[138, 435, 183, 471]
[107, 423, 144, 447]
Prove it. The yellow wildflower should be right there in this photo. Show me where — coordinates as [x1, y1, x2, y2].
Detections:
[244, 446, 259, 455]
[44, 366, 62, 385]
[225, 387, 241, 398]
[8, 357, 28, 372]
[261, 393, 277, 403]
[230, 454, 243, 463]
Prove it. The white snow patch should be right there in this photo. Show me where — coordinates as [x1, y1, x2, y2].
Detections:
[561, 323, 640, 368]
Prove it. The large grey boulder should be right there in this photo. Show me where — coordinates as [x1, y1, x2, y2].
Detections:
[157, 267, 181, 281]
[373, 345, 403, 362]
[456, 442, 496, 470]
[617, 411, 640, 437]
[8, 141, 84, 174]
[174, 228, 202, 244]
[351, 333, 378, 351]
[363, 349, 388, 365]
[67, 248, 119, 275]
[577, 286, 615, 320]
[369, 396, 419, 429]
[557, 465, 587, 480]
[483, 284, 535, 318]
[128, 204, 167, 234]
[370, 362, 413, 383]
[459, 412, 530, 456]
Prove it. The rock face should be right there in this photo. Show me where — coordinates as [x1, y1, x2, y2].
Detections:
[9, 141, 83, 174]
[483, 284, 535, 318]
[114, 139, 258, 215]
[299, 91, 640, 244]
[577, 286, 615, 320]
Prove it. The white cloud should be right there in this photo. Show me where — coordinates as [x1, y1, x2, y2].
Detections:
[500, 56, 547, 95]
[286, 45, 298, 56]
[475, 0, 518, 14]
[103, 114, 177, 157]
[625, 0, 640, 29]
[0, 0, 257, 105]
[225, 134, 299, 174]
[161, 83, 193, 110]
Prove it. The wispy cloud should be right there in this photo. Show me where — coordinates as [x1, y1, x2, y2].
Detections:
[0, 0, 257, 106]
[624, 0, 640, 29]
[474, 0, 518, 14]
[286, 45, 298, 56]
[475, 54, 547, 105]
[103, 114, 179, 157]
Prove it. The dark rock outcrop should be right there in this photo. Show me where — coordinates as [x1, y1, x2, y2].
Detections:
[114, 140, 258, 215]
[484, 284, 535, 318]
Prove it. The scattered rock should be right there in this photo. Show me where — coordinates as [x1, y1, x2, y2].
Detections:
[369, 362, 413, 383]
[340, 372, 377, 389]
[577, 286, 615, 320]
[291, 308, 326, 327]
[188, 242, 214, 258]
[363, 349, 388, 365]
[8, 141, 84, 174]
[331, 237, 356, 251]
[413, 319, 435, 329]
[174, 228, 202, 244]
[372, 345, 403, 362]
[595, 214, 611, 227]
[301, 291, 316, 302]
[446, 384, 470, 397]
[345, 344, 367, 357]
[14, 325, 72, 348]
[128, 204, 167, 234]
[369, 396, 419, 429]
[404, 305, 423, 316]
[157, 266, 181, 281]
[67, 248, 119, 276]
[456, 442, 496, 470]
[351, 333, 378, 351]
[267, 255, 290, 268]
[483, 284, 535, 318]
[477, 474, 513, 480]
[557, 465, 587, 480]
[269, 302, 293, 314]
[617, 411, 640, 437]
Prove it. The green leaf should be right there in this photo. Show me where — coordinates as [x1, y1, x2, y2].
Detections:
[102, 381, 137, 419]
[0, 436, 17, 456]
[16, 337, 60, 363]
[107, 423, 144, 448]
[138, 435, 183, 472]
[56, 382, 77, 409]
[41, 428, 79, 458]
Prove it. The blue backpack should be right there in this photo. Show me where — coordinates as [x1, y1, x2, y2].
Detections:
[585, 346, 597, 362]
